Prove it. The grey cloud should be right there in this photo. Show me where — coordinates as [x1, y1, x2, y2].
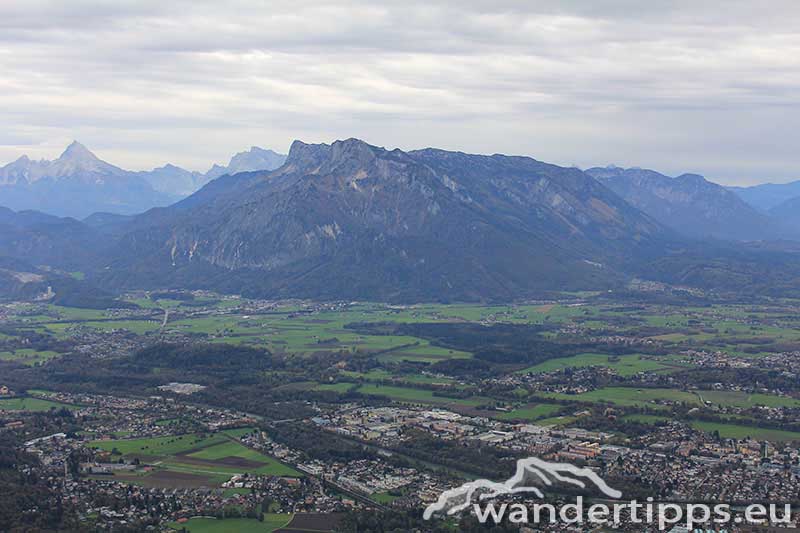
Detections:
[0, 0, 798, 184]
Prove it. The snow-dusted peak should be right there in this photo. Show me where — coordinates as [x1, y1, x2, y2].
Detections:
[58, 141, 99, 162]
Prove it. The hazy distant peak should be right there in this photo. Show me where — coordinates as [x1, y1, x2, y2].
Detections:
[205, 145, 287, 180]
[226, 145, 286, 170]
[59, 140, 98, 161]
[675, 173, 707, 183]
[586, 165, 781, 241]
[0, 142, 285, 215]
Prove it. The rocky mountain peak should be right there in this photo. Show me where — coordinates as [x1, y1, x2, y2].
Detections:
[205, 146, 287, 180]
[284, 140, 333, 171]
[674, 173, 711, 187]
[59, 141, 98, 162]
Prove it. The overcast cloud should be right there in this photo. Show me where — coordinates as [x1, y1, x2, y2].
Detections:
[0, 0, 798, 184]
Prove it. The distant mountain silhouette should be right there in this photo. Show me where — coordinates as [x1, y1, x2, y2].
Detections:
[4, 138, 800, 302]
[0, 142, 286, 218]
[587, 166, 794, 241]
[729, 180, 800, 212]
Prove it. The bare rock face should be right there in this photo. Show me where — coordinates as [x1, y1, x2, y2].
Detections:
[204, 146, 286, 180]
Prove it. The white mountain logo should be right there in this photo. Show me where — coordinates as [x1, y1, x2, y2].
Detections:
[423, 457, 622, 519]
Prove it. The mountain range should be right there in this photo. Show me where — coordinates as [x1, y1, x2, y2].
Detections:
[0, 142, 286, 218]
[728, 180, 800, 212]
[1, 137, 800, 304]
[100, 138, 669, 301]
[585, 166, 791, 241]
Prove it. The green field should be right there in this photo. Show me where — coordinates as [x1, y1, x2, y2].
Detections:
[541, 387, 702, 408]
[167, 515, 293, 533]
[12, 299, 756, 364]
[0, 397, 78, 412]
[90, 431, 300, 486]
[372, 491, 402, 504]
[494, 404, 562, 421]
[187, 441, 300, 476]
[356, 384, 486, 406]
[533, 384, 800, 414]
[697, 390, 800, 409]
[90, 433, 230, 456]
[376, 343, 471, 364]
[166, 303, 477, 359]
[518, 353, 680, 376]
[691, 421, 800, 442]
[0, 349, 61, 365]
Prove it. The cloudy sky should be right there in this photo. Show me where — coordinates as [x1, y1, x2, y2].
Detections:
[1, 0, 798, 185]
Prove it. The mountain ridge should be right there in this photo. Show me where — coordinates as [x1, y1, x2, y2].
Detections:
[98, 138, 671, 301]
[0, 142, 287, 217]
[586, 166, 790, 241]
[729, 180, 800, 212]
[4, 138, 800, 302]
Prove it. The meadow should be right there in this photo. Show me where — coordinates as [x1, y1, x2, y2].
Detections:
[89, 432, 230, 456]
[696, 390, 800, 409]
[540, 387, 702, 408]
[691, 421, 800, 442]
[355, 384, 487, 407]
[15, 297, 800, 366]
[6, 299, 612, 362]
[517, 353, 682, 376]
[0, 397, 79, 412]
[493, 404, 562, 422]
[89, 429, 300, 487]
[0, 349, 61, 365]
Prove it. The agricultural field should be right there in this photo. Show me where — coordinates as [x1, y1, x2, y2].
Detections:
[376, 343, 471, 364]
[372, 491, 402, 504]
[12, 296, 800, 365]
[691, 421, 800, 442]
[3, 299, 641, 362]
[0, 348, 61, 365]
[88, 430, 300, 488]
[517, 353, 683, 376]
[696, 390, 800, 409]
[0, 397, 79, 412]
[89, 432, 231, 456]
[540, 387, 703, 408]
[493, 404, 562, 422]
[355, 384, 487, 407]
[539, 386, 800, 421]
